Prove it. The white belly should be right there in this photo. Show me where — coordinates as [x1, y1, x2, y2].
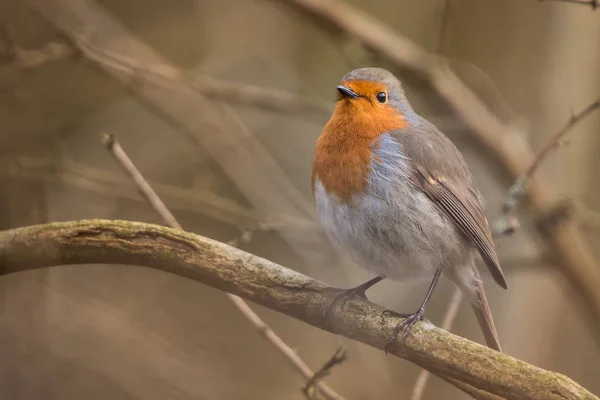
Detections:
[315, 180, 465, 280]
[312, 133, 469, 281]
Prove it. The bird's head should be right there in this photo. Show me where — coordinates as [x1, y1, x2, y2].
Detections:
[328, 68, 413, 137]
[336, 67, 413, 113]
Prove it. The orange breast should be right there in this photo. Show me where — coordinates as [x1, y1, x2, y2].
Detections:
[312, 100, 407, 203]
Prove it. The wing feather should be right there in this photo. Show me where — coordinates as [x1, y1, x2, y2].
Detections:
[412, 165, 507, 289]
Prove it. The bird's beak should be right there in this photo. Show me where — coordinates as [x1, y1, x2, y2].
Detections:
[336, 85, 360, 99]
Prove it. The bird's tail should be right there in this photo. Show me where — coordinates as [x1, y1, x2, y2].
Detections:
[469, 265, 502, 352]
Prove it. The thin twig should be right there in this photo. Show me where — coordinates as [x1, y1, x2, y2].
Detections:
[501, 100, 600, 216]
[0, 21, 73, 69]
[526, 102, 600, 177]
[303, 347, 347, 400]
[101, 133, 345, 400]
[101, 134, 179, 228]
[537, 198, 600, 232]
[539, 0, 599, 9]
[410, 289, 463, 400]
[12, 41, 74, 68]
[573, 202, 600, 230]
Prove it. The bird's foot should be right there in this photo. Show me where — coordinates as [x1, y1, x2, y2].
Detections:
[321, 286, 371, 321]
[382, 307, 426, 354]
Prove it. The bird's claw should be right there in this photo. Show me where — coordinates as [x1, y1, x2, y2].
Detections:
[383, 308, 426, 354]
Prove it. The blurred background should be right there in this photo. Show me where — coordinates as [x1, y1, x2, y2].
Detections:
[1, 0, 599, 399]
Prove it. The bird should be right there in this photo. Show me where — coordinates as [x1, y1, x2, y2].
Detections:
[311, 67, 507, 353]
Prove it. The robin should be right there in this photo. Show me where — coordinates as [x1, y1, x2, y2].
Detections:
[312, 67, 506, 352]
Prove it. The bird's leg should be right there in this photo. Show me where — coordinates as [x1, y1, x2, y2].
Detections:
[383, 268, 443, 354]
[321, 276, 384, 319]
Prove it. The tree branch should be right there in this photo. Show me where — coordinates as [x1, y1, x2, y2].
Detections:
[303, 347, 347, 399]
[0, 219, 596, 400]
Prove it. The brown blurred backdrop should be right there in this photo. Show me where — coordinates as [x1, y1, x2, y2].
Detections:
[1, 0, 599, 399]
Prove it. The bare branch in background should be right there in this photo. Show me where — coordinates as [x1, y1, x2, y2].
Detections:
[0, 22, 15, 61]
[101, 134, 179, 228]
[0, 20, 70, 68]
[539, 0, 599, 9]
[499, 99, 600, 218]
[572, 202, 600, 231]
[0, 219, 597, 400]
[72, 33, 330, 116]
[101, 134, 345, 400]
[491, 99, 599, 243]
[191, 74, 332, 116]
[303, 347, 347, 400]
[12, 41, 73, 68]
[0, 155, 261, 228]
[0, 24, 73, 68]
[538, 198, 600, 233]
[285, 0, 600, 343]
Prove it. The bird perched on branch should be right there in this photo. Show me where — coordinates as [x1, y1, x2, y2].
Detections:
[311, 67, 506, 352]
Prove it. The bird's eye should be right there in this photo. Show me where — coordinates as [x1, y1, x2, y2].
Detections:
[376, 92, 387, 103]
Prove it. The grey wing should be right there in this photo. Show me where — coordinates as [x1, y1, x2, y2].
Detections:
[411, 164, 508, 290]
